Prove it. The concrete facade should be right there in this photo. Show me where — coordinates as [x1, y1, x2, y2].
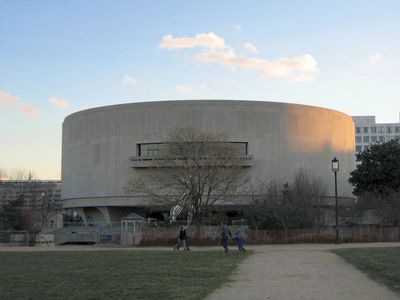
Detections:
[62, 100, 356, 223]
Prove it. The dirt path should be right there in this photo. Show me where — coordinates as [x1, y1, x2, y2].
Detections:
[205, 243, 400, 300]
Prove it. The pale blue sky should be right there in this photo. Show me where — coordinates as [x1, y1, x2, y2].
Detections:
[1, 0, 399, 179]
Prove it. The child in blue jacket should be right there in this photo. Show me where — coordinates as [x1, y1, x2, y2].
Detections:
[233, 231, 246, 252]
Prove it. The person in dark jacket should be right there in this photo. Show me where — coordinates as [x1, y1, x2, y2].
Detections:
[183, 225, 190, 250]
[174, 225, 190, 250]
[220, 223, 232, 254]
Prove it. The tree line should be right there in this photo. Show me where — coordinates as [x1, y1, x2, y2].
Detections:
[3, 128, 399, 232]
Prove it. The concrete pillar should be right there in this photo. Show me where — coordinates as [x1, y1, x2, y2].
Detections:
[96, 207, 111, 225]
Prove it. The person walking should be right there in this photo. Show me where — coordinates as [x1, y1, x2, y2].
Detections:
[232, 231, 246, 252]
[183, 225, 190, 250]
[174, 225, 185, 250]
[174, 225, 190, 250]
[220, 223, 232, 254]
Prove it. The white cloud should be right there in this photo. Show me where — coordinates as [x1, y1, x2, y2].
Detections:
[369, 52, 383, 63]
[49, 97, 69, 109]
[0, 91, 39, 117]
[196, 50, 318, 81]
[175, 85, 192, 93]
[159, 32, 227, 50]
[159, 32, 318, 82]
[122, 74, 137, 85]
[244, 42, 259, 54]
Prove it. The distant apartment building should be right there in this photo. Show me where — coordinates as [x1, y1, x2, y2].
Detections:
[352, 115, 400, 155]
[0, 180, 62, 213]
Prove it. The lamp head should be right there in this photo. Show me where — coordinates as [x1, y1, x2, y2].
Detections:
[331, 157, 339, 172]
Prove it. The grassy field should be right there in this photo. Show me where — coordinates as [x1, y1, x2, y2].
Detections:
[333, 247, 400, 293]
[0, 249, 249, 300]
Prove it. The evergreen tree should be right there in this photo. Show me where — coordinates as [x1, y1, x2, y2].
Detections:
[349, 140, 400, 196]
[0, 194, 25, 230]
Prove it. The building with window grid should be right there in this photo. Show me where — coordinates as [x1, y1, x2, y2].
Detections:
[0, 180, 62, 211]
[352, 115, 400, 155]
[0, 180, 63, 229]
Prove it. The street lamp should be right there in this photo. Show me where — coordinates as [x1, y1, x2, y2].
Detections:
[331, 157, 339, 243]
[41, 192, 47, 228]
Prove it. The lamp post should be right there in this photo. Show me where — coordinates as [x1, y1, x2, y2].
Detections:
[331, 157, 339, 243]
[41, 192, 47, 228]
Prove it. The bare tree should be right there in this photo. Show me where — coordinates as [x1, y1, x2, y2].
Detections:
[39, 192, 55, 228]
[127, 127, 249, 237]
[246, 170, 325, 236]
[11, 169, 36, 180]
[0, 168, 37, 180]
[0, 168, 9, 180]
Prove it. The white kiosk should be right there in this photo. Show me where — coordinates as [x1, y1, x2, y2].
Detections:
[120, 213, 145, 246]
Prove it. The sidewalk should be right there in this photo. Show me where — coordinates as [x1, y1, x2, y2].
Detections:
[205, 243, 400, 300]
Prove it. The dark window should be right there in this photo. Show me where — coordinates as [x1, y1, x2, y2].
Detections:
[137, 142, 248, 157]
[138, 143, 166, 157]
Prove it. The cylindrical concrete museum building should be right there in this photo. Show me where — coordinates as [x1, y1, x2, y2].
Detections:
[62, 100, 355, 223]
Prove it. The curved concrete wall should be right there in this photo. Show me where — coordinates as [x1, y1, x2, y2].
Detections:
[62, 100, 355, 210]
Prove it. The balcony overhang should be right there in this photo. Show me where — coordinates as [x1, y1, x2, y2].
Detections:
[129, 155, 253, 168]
